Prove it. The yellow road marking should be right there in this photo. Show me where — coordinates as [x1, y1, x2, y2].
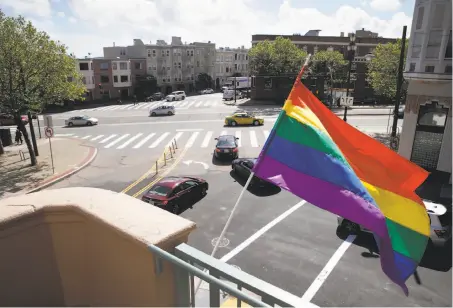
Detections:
[221, 297, 252, 307]
[132, 146, 189, 198]
[121, 146, 177, 194]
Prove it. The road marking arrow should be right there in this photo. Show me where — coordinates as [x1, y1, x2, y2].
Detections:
[183, 160, 209, 170]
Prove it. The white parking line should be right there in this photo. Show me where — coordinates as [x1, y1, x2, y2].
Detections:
[300, 234, 357, 302]
[117, 133, 143, 149]
[221, 201, 306, 262]
[250, 131, 258, 147]
[201, 131, 213, 148]
[104, 134, 130, 148]
[133, 133, 155, 149]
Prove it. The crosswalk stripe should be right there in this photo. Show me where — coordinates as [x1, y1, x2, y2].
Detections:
[99, 134, 117, 143]
[91, 135, 104, 141]
[73, 135, 79, 138]
[148, 102, 158, 109]
[125, 105, 137, 110]
[263, 130, 270, 140]
[116, 104, 132, 110]
[201, 131, 213, 148]
[133, 133, 155, 149]
[235, 131, 241, 147]
[195, 101, 203, 107]
[109, 105, 123, 111]
[166, 132, 184, 147]
[185, 132, 199, 148]
[250, 131, 258, 147]
[179, 101, 188, 108]
[220, 130, 227, 136]
[117, 133, 143, 149]
[149, 132, 169, 148]
[186, 101, 196, 108]
[203, 101, 211, 107]
[102, 106, 118, 111]
[104, 134, 130, 148]
[81, 135, 92, 140]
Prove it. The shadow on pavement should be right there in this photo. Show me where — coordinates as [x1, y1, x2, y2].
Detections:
[229, 170, 281, 197]
[176, 193, 208, 215]
[336, 227, 453, 272]
[211, 155, 234, 166]
[233, 106, 282, 116]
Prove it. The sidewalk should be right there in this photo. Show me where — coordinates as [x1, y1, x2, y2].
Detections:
[0, 138, 97, 198]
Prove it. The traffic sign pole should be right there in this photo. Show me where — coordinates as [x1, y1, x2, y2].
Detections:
[44, 126, 55, 174]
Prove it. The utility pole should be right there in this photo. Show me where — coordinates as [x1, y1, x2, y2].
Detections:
[234, 76, 237, 103]
[344, 33, 357, 122]
[28, 111, 39, 156]
[391, 25, 407, 138]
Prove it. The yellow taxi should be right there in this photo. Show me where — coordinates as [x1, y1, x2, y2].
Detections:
[224, 112, 264, 126]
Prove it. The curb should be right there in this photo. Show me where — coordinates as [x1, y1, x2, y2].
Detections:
[26, 145, 98, 194]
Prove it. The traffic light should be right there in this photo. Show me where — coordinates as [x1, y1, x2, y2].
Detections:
[98, 83, 102, 89]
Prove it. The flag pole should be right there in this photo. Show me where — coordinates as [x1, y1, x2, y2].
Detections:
[194, 54, 312, 296]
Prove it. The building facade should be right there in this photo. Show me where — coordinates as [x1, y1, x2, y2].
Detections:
[103, 37, 216, 94]
[214, 46, 249, 89]
[251, 30, 396, 102]
[398, 0, 452, 202]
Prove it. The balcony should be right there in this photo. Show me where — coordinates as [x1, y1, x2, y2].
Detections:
[0, 187, 317, 307]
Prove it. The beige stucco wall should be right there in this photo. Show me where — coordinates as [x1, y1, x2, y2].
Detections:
[0, 188, 196, 307]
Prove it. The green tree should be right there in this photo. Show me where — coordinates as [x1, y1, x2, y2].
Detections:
[310, 50, 347, 84]
[248, 37, 308, 76]
[367, 39, 408, 100]
[0, 11, 85, 163]
[195, 73, 213, 90]
[135, 75, 157, 98]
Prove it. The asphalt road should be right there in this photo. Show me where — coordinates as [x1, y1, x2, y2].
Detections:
[45, 93, 451, 307]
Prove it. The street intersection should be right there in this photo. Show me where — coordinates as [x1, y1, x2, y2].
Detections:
[46, 94, 450, 307]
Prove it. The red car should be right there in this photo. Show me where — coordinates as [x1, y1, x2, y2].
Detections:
[141, 176, 209, 214]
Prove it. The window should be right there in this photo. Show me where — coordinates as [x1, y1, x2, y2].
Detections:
[147, 49, 151, 57]
[245, 55, 248, 60]
[79, 63, 89, 70]
[166, 50, 170, 56]
[409, 63, 416, 72]
[134, 62, 142, 69]
[113, 76, 118, 82]
[120, 75, 128, 82]
[190, 50, 194, 56]
[415, 6, 424, 30]
[197, 61, 200, 67]
[445, 30, 452, 59]
[445, 65, 452, 74]
[100, 75, 109, 83]
[120, 49, 126, 56]
[112, 62, 117, 70]
[100, 62, 109, 70]
[174, 62, 177, 68]
[119, 62, 128, 70]
[226, 67, 229, 73]
[425, 65, 435, 73]
[161, 50, 165, 56]
[152, 50, 156, 57]
[431, 3, 445, 29]
[178, 62, 181, 68]
[167, 66, 170, 70]
[234, 64, 237, 70]
[235, 54, 237, 61]
[426, 30, 443, 59]
[411, 32, 424, 58]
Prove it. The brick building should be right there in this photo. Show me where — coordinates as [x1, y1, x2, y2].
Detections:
[250, 29, 397, 103]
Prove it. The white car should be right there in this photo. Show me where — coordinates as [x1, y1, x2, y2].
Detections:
[65, 115, 98, 127]
[337, 199, 451, 248]
[223, 89, 243, 101]
[202, 88, 214, 94]
[149, 105, 175, 116]
[166, 91, 186, 101]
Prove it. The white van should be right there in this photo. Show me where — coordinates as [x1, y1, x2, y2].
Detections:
[223, 89, 243, 101]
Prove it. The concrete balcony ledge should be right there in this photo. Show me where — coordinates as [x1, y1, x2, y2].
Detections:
[0, 187, 196, 307]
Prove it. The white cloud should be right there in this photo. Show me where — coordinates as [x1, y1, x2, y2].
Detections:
[68, 16, 77, 23]
[0, 0, 51, 17]
[0, 0, 413, 57]
[56, 11, 65, 18]
[369, 0, 403, 12]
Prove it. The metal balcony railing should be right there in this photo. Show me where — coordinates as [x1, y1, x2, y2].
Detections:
[149, 243, 318, 307]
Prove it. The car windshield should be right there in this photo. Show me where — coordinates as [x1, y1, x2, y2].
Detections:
[148, 185, 172, 196]
[82, 116, 90, 119]
[217, 137, 235, 147]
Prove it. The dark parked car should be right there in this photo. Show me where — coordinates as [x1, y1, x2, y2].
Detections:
[214, 135, 239, 160]
[232, 158, 275, 187]
[141, 176, 208, 214]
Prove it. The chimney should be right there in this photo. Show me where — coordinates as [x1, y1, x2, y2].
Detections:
[113, 42, 115, 46]
[362, 28, 365, 31]
[340, 32, 344, 37]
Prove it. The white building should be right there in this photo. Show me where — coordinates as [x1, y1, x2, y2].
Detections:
[399, 0, 452, 200]
[214, 46, 249, 88]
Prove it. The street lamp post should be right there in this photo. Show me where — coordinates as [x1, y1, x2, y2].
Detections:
[344, 33, 357, 122]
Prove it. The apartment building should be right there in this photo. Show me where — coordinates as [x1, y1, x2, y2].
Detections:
[103, 37, 216, 94]
[77, 57, 145, 100]
[251, 29, 396, 101]
[398, 0, 452, 201]
[215, 46, 249, 88]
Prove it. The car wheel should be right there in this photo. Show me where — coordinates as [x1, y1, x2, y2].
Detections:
[168, 111, 172, 115]
[200, 186, 207, 197]
[151, 112, 156, 116]
[231, 121, 237, 126]
[172, 204, 180, 214]
[182, 96, 185, 100]
[87, 122, 93, 126]
[68, 122, 73, 127]
[172, 97, 176, 101]
[253, 120, 259, 126]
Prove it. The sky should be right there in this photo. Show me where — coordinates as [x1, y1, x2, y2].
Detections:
[0, 0, 415, 58]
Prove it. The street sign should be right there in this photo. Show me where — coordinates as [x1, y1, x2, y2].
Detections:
[44, 126, 54, 138]
[44, 115, 53, 128]
[340, 96, 354, 107]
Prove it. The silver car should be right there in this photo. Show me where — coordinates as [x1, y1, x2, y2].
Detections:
[149, 105, 175, 116]
[65, 115, 98, 127]
[337, 199, 451, 248]
[166, 91, 186, 101]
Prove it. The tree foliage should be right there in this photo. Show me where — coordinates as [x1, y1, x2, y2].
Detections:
[135, 75, 157, 98]
[248, 37, 308, 76]
[0, 10, 86, 162]
[309, 50, 348, 84]
[195, 73, 213, 90]
[367, 39, 408, 100]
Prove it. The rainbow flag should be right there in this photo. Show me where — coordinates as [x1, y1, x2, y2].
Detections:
[253, 65, 430, 294]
